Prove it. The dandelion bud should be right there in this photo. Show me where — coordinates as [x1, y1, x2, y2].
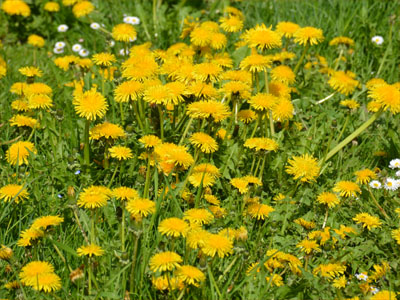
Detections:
[0, 245, 13, 260]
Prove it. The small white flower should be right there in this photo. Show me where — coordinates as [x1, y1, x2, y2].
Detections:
[369, 180, 382, 189]
[53, 47, 64, 54]
[79, 38, 84, 43]
[119, 49, 129, 56]
[123, 16, 140, 25]
[109, 40, 115, 47]
[389, 159, 400, 169]
[396, 170, 400, 177]
[371, 287, 379, 295]
[384, 178, 400, 191]
[90, 22, 100, 30]
[57, 24, 69, 32]
[355, 273, 368, 281]
[72, 44, 82, 52]
[55, 41, 66, 49]
[371, 35, 384, 45]
[79, 49, 89, 57]
[129, 36, 137, 42]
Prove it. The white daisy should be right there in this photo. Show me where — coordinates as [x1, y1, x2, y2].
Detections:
[119, 49, 129, 56]
[389, 159, 400, 169]
[396, 170, 400, 177]
[129, 36, 137, 42]
[90, 22, 100, 30]
[55, 41, 66, 49]
[369, 180, 382, 189]
[371, 35, 384, 45]
[53, 47, 64, 54]
[355, 273, 368, 281]
[371, 287, 379, 295]
[109, 40, 115, 47]
[79, 49, 89, 57]
[57, 24, 69, 32]
[384, 178, 400, 191]
[72, 44, 82, 52]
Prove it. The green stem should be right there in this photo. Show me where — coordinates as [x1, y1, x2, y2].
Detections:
[91, 210, 96, 244]
[107, 163, 120, 188]
[376, 23, 393, 77]
[84, 119, 91, 172]
[143, 157, 152, 198]
[334, 48, 344, 71]
[207, 263, 222, 298]
[132, 101, 145, 132]
[88, 258, 93, 295]
[121, 207, 126, 252]
[104, 142, 109, 169]
[293, 44, 310, 75]
[336, 113, 350, 143]
[129, 233, 140, 294]
[119, 102, 125, 125]
[179, 118, 193, 145]
[322, 109, 383, 163]
[258, 153, 267, 180]
[158, 105, 164, 141]
[368, 186, 389, 220]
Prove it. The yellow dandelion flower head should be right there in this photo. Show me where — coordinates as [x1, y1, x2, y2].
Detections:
[269, 81, 291, 99]
[189, 132, 218, 153]
[78, 57, 93, 69]
[294, 218, 316, 229]
[28, 94, 53, 110]
[31, 272, 61, 292]
[202, 233, 233, 258]
[354, 169, 376, 184]
[294, 26, 324, 46]
[143, 84, 174, 106]
[265, 274, 284, 287]
[247, 203, 274, 220]
[186, 227, 210, 249]
[329, 36, 355, 47]
[240, 53, 271, 73]
[20, 261, 61, 292]
[17, 227, 44, 247]
[272, 98, 294, 121]
[317, 192, 340, 208]
[193, 62, 222, 83]
[19, 66, 43, 77]
[176, 265, 205, 286]
[368, 82, 400, 114]
[219, 16, 243, 33]
[392, 228, 400, 245]
[126, 197, 156, 217]
[276, 21, 300, 38]
[333, 225, 357, 239]
[243, 175, 262, 186]
[189, 172, 216, 188]
[92, 52, 116, 67]
[187, 100, 230, 122]
[154, 143, 194, 173]
[271, 65, 295, 85]
[296, 239, 321, 254]
[366, 78, 386, 90]
[230, 178, 249, 194]
[10, 82, 28, 95]
[244, 137, 279, 152]
[244, 24, 282, 50]
[0, 184, 29, 203]
[340, 99, 360, 110]
[273, 51, 297, 63]
[367, 100, 382, 112]
[11, 99, 30, 112]
[353, 213, 381, 230]
[333, 181, 360, 197]
[248, 93, 278, 112]
[77, 244, 104, 257]
[312, 263, 346, 279]
[0, 245, 13, 260]
[286, 154, 320, 183]
[139, 134, 162, 149]
[24, 82, 52, 96]
[151, 275, 184, 291]
[149, 251, 182, 272]
[328, 71, 360, 96]
[237, 109, 256, 124]
[210, 32, 227, 50]
[44, 2, 60, 12]
[114, 80, 143, 103]
[9, 114, 38, 128]
[112, 23, 137, 42]
[183, 208, 214, 225]
[112, 186, 138, 201]
[2, 0, 30, 17]
[371, 291, 397, 300]
[209, 205, 227, 218]
[77, 185, 111, 209]
[225, 6, 243, 19]
[223, 70, 252, 84]
[158, 217, 189, 238]
[54, 55, 79, 71]
[193, 163, 220, 178]
[62, 0, 79, 6]
[221, 81, 251, 100]
[27, 34, 44, 47]
[332, 276, 347, 289]
[89, 122, 125, 140]
[188, 81, 218, 100]
[6, 141, 36, 166]
[73, 88, 108, 120]
[211, 52, 233, 69]
[72, 0, 94, 18]
[109, 145, 133, 160]
[31, 215, 63, 230]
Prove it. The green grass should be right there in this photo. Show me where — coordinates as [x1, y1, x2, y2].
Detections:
[1, 0, 400, 299]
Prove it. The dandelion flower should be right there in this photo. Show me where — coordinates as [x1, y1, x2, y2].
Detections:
[355, 169, 376, 184]
[73, 88, 108, 120]
[187, 100, 230, 122]
[294, 27, 324, 46]
[0, 184, 29, 204]
[392, 228, 400, 245]
[151, 275, 183, 291]
[77, 244, 104, 257]
[109, 146, 133, 160]
[193, 163, 220, 178]
[77, 185, 111, 209]
[112, 186, 138, 201]
[183, 208, 214, 225]
[72, 1, 94, 17]
[247, 203, 274, 220]
[0, 245, 13, 260]
[333, 181, 360, 197]
[313, 263, 346, 279]
[237, 109, 256, 124]
[271, 65, 295, 85]
[272, 98, 294, 121]
[92, 52, 116, 67]
[19, 66, 42, 78]
[230, 178, 249, 194]
[112, 23, 137, 42]
[286, 154, 320, 183]
[244, 137, 279, 152]
[139, 135, 162, 149]
[44, 2, 59, 12]
[114, 80, 143, 103]
[368, 82, 400, 114]
[2, 0, 30, 17]
[332, 276, 347, 289]
[9, 115, 38, 128]
[6, 141, 36, 166]
[126, 198, 155, 217]
[219, 16, 243, 33]
[202, 233, 233, 258]
[276, 21, 300, 38]
[27, 34, 45, 47]
[353, 213, 381, 230]
[240, 53, 271, 73]
[158, 218, 189, 238]
[149, 251, 182, 272]
[248, 93, 278, 112]
[328, 71, 360, 96]
[317, 192, 340, 208]
[89, 122, 125, 140]
[20, 261, 54, 286]
[296, 239, 321, 254]
[31, 215, 63, 230]
[17, 228, 44, 247]
[188, 172, 216, 188]
[340, 99, 360, 110]
[244, 24, 282, 50]
[329, 36, 355, 47]
[176, 265, 205, 286]
[28, 94, 53, 109]
[190, 132, 218, 153]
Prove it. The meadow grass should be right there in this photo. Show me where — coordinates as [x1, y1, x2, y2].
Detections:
[1, 0, 400, 299]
